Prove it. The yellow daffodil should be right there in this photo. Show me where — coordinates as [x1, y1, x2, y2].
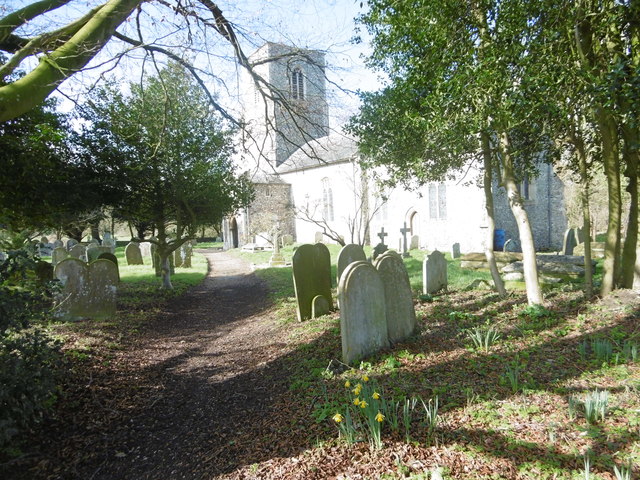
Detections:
[363, 375, 369, 382]
[332, 413, 344, 423]
[375, 412, 385, 422]
[353, 397, 360, 406]
[372, 392, 381, 400]
[360, 400, 368, 409]
[352, 384, 362, 396]
[344, 380, 351, 388]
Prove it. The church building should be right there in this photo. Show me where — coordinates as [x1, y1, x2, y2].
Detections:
[223, 43, 568, 254]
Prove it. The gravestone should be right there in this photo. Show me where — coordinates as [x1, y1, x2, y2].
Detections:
[98, 253, 120, 281]
[69, 243, 87, 261]
[54, 258, 118, 320]
[314, 232, 323, 243]
[423, 250, 448, 294]
[66, 238, 78, 251]
[269, 229, 286, 267]
[0, 252, 6, 262]
[562, 228, 578, 255]
[292, 243, 333, 321]
[374, 250, 416, 343]
[372, 243, 388, 261]
[125, 242, 144, 265]
[52, 247, 69, 266]
[39, 242, 54, 257]
[88, 239, 99, 245]
[574, 227, 585, 245]
[40, 236, 49, 244]
[102, 232, 116, 253]
[337, 244, 367, 285]
[410, 235, 419, 250]
[53, 240, 64, 249]
[451, 243, 461, 259]
[35, 261, 54, 283]
[139, 241, 152, 258]
[182, 242, 193, 268]
[87, 246, 111, 262]
[339, 261, 389, 364]
[400, 222, 411, 257]
[281, 234, 294, 247]
[312, 295, 331, 318]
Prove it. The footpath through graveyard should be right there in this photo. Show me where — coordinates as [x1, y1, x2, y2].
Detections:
[4, 250, 315, 480]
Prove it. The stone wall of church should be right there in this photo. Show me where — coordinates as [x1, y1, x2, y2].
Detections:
[246, 182, 295, 245]
[492, 163, 567, 252]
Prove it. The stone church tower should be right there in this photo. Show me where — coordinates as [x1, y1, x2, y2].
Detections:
[241, 43, 330, 167]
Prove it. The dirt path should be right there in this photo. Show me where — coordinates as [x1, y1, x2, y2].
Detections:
[6, 250, 304, 480]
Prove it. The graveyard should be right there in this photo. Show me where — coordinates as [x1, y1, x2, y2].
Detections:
[2, 241, 639, 480]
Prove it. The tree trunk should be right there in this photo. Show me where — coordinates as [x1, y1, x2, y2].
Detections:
[596, 108, 622, 295]
[498, 131, 543, 305]
[620, 125, 639, 288]
[481, 131, 507, 297]
[160, 254, 173, 289]
[573, 129, 593, 297]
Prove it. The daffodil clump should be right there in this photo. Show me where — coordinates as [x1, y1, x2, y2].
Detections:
[332, 373, 386, 449]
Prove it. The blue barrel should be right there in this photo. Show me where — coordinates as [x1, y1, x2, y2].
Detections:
[493, 229, 506, 251]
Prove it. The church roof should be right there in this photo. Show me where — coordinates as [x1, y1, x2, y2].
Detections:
[276, 133, 359, 174]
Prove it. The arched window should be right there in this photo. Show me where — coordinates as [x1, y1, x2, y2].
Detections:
[291, 68, 304, 100]
[322, 177, 334, 221]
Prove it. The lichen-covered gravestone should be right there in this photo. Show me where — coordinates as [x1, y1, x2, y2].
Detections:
[292, 243, 333, 321]
[125, 242, 144, 265]
[52, 247, 69, 266]
[336, 244, 367, 285]
[54, 258, 118, 320]
[374, 250, 416, 343]
[451, 243, 461, 259]
[97, 252, 120, 281]
[53, 239, 64, 249]
[423, 250, 448, 294]
[339, 261, 389, 364]
[87, 246, 112, 263]
[410, 235, 419, 250]
[69, 243, 87, 261]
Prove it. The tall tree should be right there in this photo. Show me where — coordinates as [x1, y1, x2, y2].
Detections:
[80, 62, 253, 288]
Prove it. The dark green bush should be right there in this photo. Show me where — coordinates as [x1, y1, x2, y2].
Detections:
[0, 246, 62, 449]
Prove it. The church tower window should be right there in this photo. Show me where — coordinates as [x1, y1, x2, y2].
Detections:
[291, 68, 305, 100]
[322, 177, 334, 221]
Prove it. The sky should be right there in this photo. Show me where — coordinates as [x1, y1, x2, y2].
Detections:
[2, 0, 382, 128]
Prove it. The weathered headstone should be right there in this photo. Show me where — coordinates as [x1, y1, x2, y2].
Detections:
[125, 242, 144, 265]
[69, 243, 87, 261]
[54, 258, 88, 320]
[139, 241, 152, 258]
[86, 259, 118, 318]
[374, 250, 416, 343]
[451, 242, 461, 259]
[562, 228, 578, 255]
[97, 252, 120, 281]
[52, 247, 69, 266]
[337, 244, 367, 285]
[40, 236, 49, 244]
[339, 261, 390, 364]
[281, 234, 294, 246]
[314, 231, 323, 243]
[400, 222, 411, 257]
[574, 227, 585, 245]
[88, 239, 99, 245]
[66, 238, 78, 251]
[53, 239, 64, 249]
[423, 250, 448, 294]
[312, 295, 331, 318]
[39, 242, 54, 257]
[35, 261, 54, 283]
[269, 229, 286, 267]
[410, 235, 419, 250]
[87, 246, 111, 263]
[292, 243, 333, 321]
[102, 232, 116, 253]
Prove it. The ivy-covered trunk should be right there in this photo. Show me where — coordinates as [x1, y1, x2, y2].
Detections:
[481, 131, 507, 297]
[498, 131, 542, 305]
[620, 126, 639, 288]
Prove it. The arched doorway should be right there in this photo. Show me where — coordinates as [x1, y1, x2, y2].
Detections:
[409, 210, 420, 236]
[230, 217, 239, 248]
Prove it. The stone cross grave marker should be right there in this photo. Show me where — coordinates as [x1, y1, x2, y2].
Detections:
[270, 226, 286, 267]
[292, 243, 333, 321]
[337, 244, 367, 286]
[451, 242, 461, 259]
[125, 242, 144, 265]
[339, 261, 390, 365]
[400, 222, 411, 257]
[52, 247, 69, 266]
[423, 250, 448, 294]
[374, 250, 416, 343]
[377, 227, 388, 245]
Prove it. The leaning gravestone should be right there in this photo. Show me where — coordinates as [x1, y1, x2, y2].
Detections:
[292, 243, 333, 321]
[562, 228, 578, 255]
[66, 238, 78, 251]
[423, 250, 448, 294]
[125, 242, 144, 265]
[52, 247, 69, 266]
[69, 243, 87, 261]
[374, 250, 416, 343]
[451, 243, 461, 259]
[337, 244, 367, 285]
[98, 253, 120, 281]
[339, 261, 389, 364]
[87, 246, 112, 263]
